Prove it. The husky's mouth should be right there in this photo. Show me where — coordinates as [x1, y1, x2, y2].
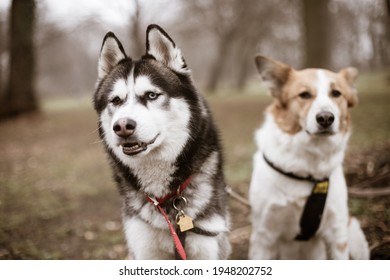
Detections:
[121, 134, 159, 156]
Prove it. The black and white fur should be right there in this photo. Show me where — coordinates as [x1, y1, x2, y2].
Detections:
[93, 24, 231, 259]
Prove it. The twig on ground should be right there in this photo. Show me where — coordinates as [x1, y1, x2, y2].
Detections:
[348, 186, 390, 198]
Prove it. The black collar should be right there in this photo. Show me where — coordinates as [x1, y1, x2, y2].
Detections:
[263, 153, 330, 241]
[263, 154, 327, 183]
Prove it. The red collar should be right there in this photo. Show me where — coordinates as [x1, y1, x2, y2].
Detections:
[146, 176, 192, 206]
[145, 176, 192, 260]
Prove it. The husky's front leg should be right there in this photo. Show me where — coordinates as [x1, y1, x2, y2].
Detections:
[185, 233, 230, 259]
[123, 216, 174, 259]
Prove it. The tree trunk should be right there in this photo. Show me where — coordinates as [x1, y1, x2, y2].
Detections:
[0, 0, 37, 119]
[302, 0, 331, 68]
[385, 0, 390, 67]
[128, 0, 143, 58]
[0, 15, 3, 100]
[205, 33, 232, 93]
[234, 39, 253, 91]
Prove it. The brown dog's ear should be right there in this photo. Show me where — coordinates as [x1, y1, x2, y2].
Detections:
[339, 67, 359, 107]
[254, 55, 292, 99]
[339, 67, 358, 86]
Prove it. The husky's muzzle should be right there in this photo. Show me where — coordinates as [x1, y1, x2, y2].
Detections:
[113, 117, 159, 156]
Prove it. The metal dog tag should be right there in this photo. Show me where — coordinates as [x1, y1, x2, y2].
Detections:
[177, 214, 194, 232]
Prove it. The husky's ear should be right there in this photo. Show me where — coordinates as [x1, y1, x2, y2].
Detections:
[146, 24, 188, 72]
[339, 67, 359, 107]
[254, 55, 292, 100]
[98, 32, 127, 81]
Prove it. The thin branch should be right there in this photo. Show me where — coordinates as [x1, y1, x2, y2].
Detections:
[348, 186, 390, 198]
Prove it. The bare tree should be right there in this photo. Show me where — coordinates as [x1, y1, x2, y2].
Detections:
[0, 12, 4, 100]
[200, 0, 241, 92]
[181, 0, 275, 92]
[302, 0, 331, 68]
[0, 0, 37, 119]
[368, 2, 390, 68]
[384, 0, 390, 66]
[228, 0, 292, 90]
[329, 0, 390, 70]
[178, 0, 301, 92]
[128, 0, 143, 58]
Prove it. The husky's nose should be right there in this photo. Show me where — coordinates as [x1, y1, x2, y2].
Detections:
[316, 111, 334, 128]
[113, 118, 136, 138]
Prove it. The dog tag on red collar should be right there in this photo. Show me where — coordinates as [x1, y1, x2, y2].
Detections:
[177, 214, 194, 232]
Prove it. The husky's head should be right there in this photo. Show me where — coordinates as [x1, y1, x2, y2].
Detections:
[94, 25, 201, 165]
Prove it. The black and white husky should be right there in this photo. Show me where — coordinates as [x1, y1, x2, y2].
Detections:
[93, 24, 231, 259]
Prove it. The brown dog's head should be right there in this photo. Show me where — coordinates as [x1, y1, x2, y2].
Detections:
[255, 55, 358, 136]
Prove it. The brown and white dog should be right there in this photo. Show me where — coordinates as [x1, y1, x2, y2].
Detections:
[248, 56, 369, 259]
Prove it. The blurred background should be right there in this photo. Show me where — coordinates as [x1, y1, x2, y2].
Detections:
[0, 0, 389, 259]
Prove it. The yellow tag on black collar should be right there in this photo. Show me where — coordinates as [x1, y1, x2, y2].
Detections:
[313, 181, 329, 194]
[295, 179, 329, 241]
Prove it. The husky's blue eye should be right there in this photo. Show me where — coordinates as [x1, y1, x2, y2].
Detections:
[145, 91, 160, 100]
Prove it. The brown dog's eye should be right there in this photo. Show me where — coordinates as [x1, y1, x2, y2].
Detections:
[331, 90, 342, 98]
[299, 91, 312, 99]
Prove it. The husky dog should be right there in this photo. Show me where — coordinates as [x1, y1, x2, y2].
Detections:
[93, 24, 231, 259]
[248, 56, 369, 259]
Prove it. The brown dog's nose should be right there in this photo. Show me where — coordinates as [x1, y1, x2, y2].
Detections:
[316, 111, 334, 128]
[113, 118, 136, 137]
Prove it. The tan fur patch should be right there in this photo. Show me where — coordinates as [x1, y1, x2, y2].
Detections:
[268, 103, 302, 134]
[269, 70, 317, 134]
